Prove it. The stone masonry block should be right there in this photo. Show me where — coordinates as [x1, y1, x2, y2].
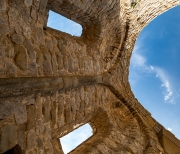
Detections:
[24, 0, 32, 8]
[18, 124, 26, 151]
[14, 45, 28, 70]
[0, 124, 17, 153]
[11, 34, 24, 45]
[42, 97, 51, 123]
[0, 0, 7, 11]
[26, 104, 36, 130]
[14, 104, 27, 125]
[27, 129, 37, 150]
[0, 100, 14, 120]
[36, 118, 44, 135]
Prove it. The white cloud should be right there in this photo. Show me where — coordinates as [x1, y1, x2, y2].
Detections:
[130, 43, 153, 74]
[130, 46, 175, 104]
[131, 52, 146, 68]
[167, 127, 172, 131]
[129, 47, 151, 86]
[151, 66, 174, 103]
[161, 82, 173, 101]
[150, 65, 154, 70]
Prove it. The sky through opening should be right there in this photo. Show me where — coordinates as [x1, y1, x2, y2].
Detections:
[47, 10, 82, 37]
[129, 5, 180, 139]
[60, 124, 93, 154]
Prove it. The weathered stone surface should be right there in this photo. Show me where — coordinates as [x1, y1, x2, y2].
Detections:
[23, 26, 31, 38]
[14, 45, 28, 70]
[0, 125, 17, 153]
[26, 104, 36, 130]
[33, 0, 40, 8]
[58, 39, 66, 56]
[36, 119, 44, 135]
[24, 39, 36, 59]
[14, 104, 27, 125]
[51, 101, 57, 128]
[42, 97, 51, 122]
[43, 122, 51, 142]
[18, 124, 26, 151]
[0, 66, 6, 76]
[26, 97, 35, 105]
[28, 61, 38, 76]
[0, 0, 7, 11]
[5, 62, 16, 77]
[43, 60, 52, 76]
[0, 24, 9, 35]
[44, 141, 54, 154]
[31, 6, 37, 21]
[36, 49, 43, 67]
[24, 0, 32, 8]
[0, 0, 180, 154]
[51, 53, 58, 74]
[0, 42, 5, 58]
[40, 45, 51, 61]
[11, 34, 24, 45]
[27, 129, 37, 150]
[0, 101, 14, 119]
[21, 7, 31, 23]
[39, 0, 48, 12]
[8, 7, 21, 26]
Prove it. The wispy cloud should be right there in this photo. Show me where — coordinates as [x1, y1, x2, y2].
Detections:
[150, 66, 174, 103]
[162, 82, 173, 102]
[131, 52, 146, 68]
[130, 43, 175, 104]
[130, 43, 152, 73]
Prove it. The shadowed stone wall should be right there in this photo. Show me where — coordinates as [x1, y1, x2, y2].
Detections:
[0, 0, 180, 153]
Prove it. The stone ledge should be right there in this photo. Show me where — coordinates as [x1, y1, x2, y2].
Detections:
[158, 128, 180, 154]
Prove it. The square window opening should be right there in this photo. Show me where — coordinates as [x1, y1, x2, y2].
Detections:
[47, 10, 82, 37]
[59, 123, 93, 154]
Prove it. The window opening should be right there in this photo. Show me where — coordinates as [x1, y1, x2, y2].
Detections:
[60, 123, 93, 154]
[47, 10, 82, 37]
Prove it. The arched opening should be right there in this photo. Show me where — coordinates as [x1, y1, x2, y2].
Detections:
[47, 10, 82, 37]
[3, 144, 23, 154]
[59, 123, 93, 154]
[129, 5, 180, 139]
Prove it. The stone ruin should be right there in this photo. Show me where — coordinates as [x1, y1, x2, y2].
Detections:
[0, 0, 180, 153]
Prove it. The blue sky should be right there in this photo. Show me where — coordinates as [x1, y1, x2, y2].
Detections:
[47, 5, 180, 153]
[60, 124, 92, 154]
[129, 5, 180, 139]
[47, 11, 82, 37]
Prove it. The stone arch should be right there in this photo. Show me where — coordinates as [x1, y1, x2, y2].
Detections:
[70, 108, 112, 153]
[120, 0, 180, 71]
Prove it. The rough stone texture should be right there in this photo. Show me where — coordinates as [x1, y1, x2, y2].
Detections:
[26, 104, 36, 130]
[27, 129, 37, 150]
[0, 125, 17, 153]
[0, 100, 14, 120]
[18, 124, 26, 151]
[14, 104, 27, 125]
[0, 0, 180, 154]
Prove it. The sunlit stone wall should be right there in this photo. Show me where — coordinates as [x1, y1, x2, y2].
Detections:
[0, 0, 180, 153]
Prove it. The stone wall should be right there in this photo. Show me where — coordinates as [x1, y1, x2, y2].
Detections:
[0, 0, 180, 154]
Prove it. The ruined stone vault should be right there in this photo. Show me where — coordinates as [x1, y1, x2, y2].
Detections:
[0, 0, 180, 153]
